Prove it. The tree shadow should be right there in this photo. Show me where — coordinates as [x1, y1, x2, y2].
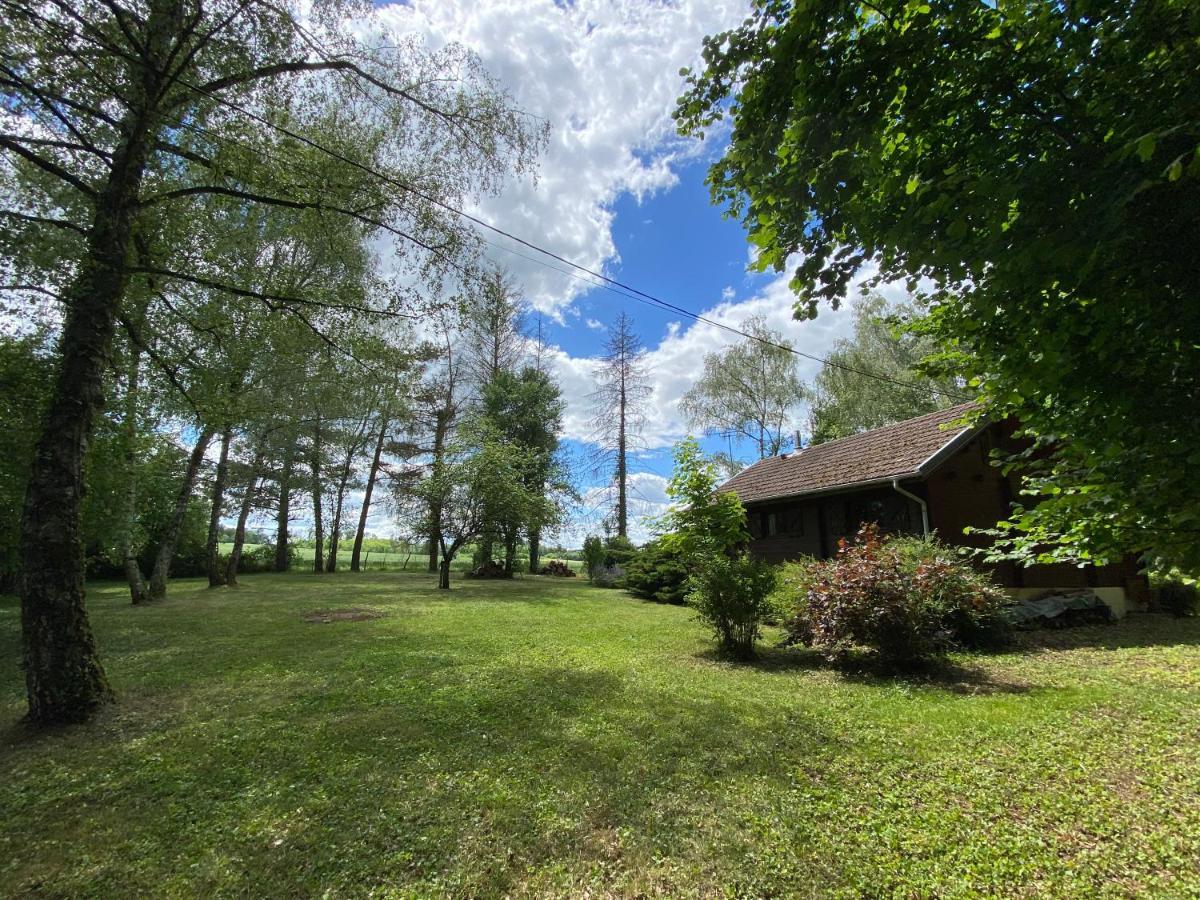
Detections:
[1015, 612, 1200, 653]
[693, 643, 1032, 695]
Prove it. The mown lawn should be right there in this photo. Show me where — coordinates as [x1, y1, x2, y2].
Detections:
[1, 573, 1198, 897]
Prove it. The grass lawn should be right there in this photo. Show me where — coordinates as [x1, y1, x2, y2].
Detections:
[2, 574, 1198, 897]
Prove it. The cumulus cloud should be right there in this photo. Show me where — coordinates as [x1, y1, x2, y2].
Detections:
[373, 0, 748, 314]
[546, 269, 873, 453]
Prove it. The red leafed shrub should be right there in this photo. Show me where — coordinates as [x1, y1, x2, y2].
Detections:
[781, 524, 1010, 665]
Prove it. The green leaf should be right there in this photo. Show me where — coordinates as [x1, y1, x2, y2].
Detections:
[1135, 133, 1156, 162]
[905, 175, 920, 195]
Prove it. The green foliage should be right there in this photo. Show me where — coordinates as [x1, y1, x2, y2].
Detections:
[581, 535, 606, 582]
[1158, 581, 1199, 619]
[676, 1, 1200, 572]
[679, 315, 807, 458]
[688, 554, 778, 660]
[0, 335, 52, 591]
[623, 538, 690, 605]
[602, 535, 637, 568]
[657, 438, 748, 561]
[782, 526, 1011, 665]
[809, 294, 959, 443]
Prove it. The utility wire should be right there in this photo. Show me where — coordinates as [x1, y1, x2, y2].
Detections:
[171, 74, 971, 403]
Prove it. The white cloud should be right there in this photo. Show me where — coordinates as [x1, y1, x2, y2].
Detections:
[585, 317, 604, 331]
[372, 0, 749, 314]
[557, 471, 670, 546]
[547, 268, 868, 454]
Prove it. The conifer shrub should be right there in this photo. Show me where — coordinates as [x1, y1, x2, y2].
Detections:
[623, 538, 689, 604]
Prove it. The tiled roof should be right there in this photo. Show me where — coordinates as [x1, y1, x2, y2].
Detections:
[720, 402, 981, 504]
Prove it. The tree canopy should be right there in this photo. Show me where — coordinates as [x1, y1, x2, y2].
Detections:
[680, 315, 807, 460]
[676, 0, 1200, 570]
[809, 293, 959, 444]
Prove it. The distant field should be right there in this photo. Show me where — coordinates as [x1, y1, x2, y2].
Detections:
[218, 543, 585, 574]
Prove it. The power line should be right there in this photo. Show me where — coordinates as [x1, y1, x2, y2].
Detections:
[171, 74, 970, 403]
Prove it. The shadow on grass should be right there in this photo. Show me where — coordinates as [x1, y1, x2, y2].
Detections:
[1, 656, 839, 897]
[694, 643, 1033, 695]
[1015, 612, 1200, 653]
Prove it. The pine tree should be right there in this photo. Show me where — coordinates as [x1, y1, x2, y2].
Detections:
[590, 313, 650, 538]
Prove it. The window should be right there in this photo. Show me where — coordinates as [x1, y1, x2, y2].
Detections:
[757, 508, 803, 537]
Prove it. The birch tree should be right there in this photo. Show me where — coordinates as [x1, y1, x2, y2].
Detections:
[0, 0, 545, 724]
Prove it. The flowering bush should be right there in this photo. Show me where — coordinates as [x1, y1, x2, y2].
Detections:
[780, 525, 1010, 665]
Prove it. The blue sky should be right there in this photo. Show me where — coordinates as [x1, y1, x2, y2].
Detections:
[373, 0, 868, 543]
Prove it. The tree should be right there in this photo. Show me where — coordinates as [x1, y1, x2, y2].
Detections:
[478, 367, 568, 574]
[679, 315, 807, 459]
[590, 312, 650, 539]
[656, 438, 748, 563]
[809, 294, 960, 444]
[1, 0, 545, 723]
[461, 267, 526, 393]
[406, 427, 538, 590]
[676, 1, 1200, 571]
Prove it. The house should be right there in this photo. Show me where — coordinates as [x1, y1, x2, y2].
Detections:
[719, 403, 1148, 616]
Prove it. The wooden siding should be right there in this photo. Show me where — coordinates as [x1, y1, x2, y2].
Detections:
[744, 423, 1142, 592]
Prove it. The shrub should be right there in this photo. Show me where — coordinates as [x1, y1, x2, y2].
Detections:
[582, 535, 606, 581]
[603, 535, 637, 569]
[689, 554, 778, 660]
[623, 538, 690, 605]
[783, 525, 1010, 665]
[1158, 580, 1199, 617]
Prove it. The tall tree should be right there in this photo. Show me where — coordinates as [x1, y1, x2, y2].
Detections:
[461, 267, 526, 393]
[676, 1, 1200, 571]
[809, 294, 960, 444]
[679, 315, 808, 459]
[2, 0, 544, 721]
[478, 367, 567, 575]
[590, 312, 650, 538]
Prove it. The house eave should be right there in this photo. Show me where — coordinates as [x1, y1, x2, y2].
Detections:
[736, 472, 925, 507]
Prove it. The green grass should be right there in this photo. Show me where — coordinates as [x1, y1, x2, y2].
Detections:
[2, 574, 1198, 897]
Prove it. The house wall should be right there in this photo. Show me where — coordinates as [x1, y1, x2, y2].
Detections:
[743, 424, 1149, 615]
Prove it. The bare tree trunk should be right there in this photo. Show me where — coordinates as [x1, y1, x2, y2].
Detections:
[225, 446, 265, 586]
[327, 476, 346, 573]
[503, 528, 517, 577]
[351, 417, 388, 572]
[120, 348, 149, 605]
[274, 447, 292, 572]
[617, 381, 628, 538]
[428, 407, 450, 573]
[205, 425, 233, 588]
[149, 426, 215, 600]
[17, 0, 180, 723]
[528, 527, 541, 574]
[310, 419, 325, 574]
